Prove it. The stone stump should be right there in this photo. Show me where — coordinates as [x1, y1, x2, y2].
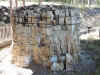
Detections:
[11, 5, 80, 69]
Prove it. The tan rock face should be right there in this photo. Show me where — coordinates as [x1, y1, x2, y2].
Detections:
[12, 25, 33, 67]
[31, 25, 50, 67]
[12, 5, 80, 68]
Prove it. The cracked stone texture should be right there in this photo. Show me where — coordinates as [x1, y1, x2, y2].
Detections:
[12, 5, 80, 68]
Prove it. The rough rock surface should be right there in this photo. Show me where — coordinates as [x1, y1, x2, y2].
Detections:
[12, 5, 80, 68]
[28, 50, 96, 75]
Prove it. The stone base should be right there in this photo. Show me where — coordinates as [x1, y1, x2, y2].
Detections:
[12, 42, 32, 67]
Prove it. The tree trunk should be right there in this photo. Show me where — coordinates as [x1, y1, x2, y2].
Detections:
[9, 0, 13, 26]
[22, 0, 25, 7]
[15, 0, 18, 8]
[39, 0, 42, 5]
[88, 0, 90, 7]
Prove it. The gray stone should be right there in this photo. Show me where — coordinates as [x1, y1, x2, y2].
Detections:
[50, 55, 58, 63]
[59, 55, 65, 62]
[12, 5, 80, 68]
[51, 62, 64, 71]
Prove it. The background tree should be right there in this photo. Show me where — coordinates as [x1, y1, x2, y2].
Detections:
[22, 0, 25, 7]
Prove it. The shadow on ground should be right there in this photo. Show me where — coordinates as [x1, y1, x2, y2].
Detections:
[80, 39, 100, 75]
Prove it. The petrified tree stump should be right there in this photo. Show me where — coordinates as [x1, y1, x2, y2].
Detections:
[11, 5, 80, 69]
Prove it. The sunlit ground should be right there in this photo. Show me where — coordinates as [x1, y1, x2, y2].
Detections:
[80, 30, 100, 40]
